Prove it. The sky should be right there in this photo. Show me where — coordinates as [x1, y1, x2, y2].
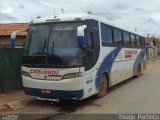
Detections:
[0, 0, 160, 37]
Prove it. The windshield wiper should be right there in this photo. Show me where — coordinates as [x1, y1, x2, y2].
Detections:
[37, 38, 47, 55]
[48, 42, 63, 66]
[42, 38, 47, 54]
[51, 41, 54, 55]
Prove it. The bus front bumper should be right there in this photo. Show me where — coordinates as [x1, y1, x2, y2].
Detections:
[22, 76, 84, 100]
[24, 87, 83, 100]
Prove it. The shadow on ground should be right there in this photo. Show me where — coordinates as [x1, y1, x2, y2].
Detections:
[25, 75, 141, 114]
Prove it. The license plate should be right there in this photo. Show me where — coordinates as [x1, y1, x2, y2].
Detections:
[41, 89, 51, 94]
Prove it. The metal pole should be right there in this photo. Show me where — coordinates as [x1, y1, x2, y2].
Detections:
[54, 7, 56, 17]
[135, 27, 137, 32]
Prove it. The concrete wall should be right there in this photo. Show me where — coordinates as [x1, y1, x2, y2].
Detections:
[146, 47, 155, 59]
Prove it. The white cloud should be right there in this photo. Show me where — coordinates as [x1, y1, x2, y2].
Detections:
[114, 3, 131, 10]
[1, 6, 13, 14]
[0, 0, 160, 36]
[0, 12, 17, 21]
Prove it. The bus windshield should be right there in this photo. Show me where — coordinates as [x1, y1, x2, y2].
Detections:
[23, 22, 84, 68]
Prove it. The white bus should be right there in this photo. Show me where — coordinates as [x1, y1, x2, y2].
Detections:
[22, 13, 146, 100]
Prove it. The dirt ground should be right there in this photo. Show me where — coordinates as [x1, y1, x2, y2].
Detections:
[0, 58, 160, 119]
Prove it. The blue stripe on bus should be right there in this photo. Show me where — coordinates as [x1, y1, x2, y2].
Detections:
[133, 49, 145, 75]
[96, 47, 122, 88]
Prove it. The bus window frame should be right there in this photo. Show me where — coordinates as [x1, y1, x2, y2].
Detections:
[100, 23, 114, 46]
[113, 28, 123, 46]
[123, 31, 131, 46]
[99, 22, 145, 49]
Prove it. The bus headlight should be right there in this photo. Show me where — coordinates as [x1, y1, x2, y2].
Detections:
[62, 72, 82, 79]
[21, 70, 31, 77]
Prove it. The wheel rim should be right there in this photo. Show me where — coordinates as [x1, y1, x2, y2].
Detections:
[99, 75, 107, 95]
[138, 66, 141, 76]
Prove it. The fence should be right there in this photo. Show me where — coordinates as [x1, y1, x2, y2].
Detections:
[0, 48, 23, 93]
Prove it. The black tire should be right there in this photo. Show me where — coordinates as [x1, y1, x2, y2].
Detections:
[95, 74, 108, 98]
[135, 65, 141, 78]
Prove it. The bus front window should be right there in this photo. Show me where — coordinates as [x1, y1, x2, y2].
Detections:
[48, 23, 84, 67]
[25, 24, 52, 56]
[23, 22, 84, 68]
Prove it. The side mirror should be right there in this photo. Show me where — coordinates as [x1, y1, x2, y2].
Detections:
[77, 25, 87, 48]
[10, 29, 26, 48]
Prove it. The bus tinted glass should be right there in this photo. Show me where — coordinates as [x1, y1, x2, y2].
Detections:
[123, 32, 130, 45]
[131, 34, 136, 47]
[136, 36, 141, 47]
[114, 29, 122, 44]
[23, 22, 84, 67]
[101, 23, 113, 44]
[28, 24, 52, 56]
[141, 37, 145, 47]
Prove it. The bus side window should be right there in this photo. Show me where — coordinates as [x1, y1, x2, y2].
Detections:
[123, 32, 130, 46]
[131, 34, 136, 47]
[101, 23, 113, 45]
[141, 37, 145, 48]
[136, 36, 141, 47]
[113, 28, 122, 45]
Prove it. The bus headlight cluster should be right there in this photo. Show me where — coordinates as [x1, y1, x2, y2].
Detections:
[62, 72, 82, 79]
[21, 70, 31, 77]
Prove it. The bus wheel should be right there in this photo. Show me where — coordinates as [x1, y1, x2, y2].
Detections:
[135, 65, 141, 78]
[96, 74, 108, 98]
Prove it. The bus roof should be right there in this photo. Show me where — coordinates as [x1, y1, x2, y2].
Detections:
[32, 13, 144, 37]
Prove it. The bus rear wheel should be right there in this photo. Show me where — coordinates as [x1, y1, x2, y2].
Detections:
[135, 65, 141, 77]
[96, 74, 108, 98]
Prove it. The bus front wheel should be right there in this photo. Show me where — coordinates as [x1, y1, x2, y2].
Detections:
[96, 74, 108, 98]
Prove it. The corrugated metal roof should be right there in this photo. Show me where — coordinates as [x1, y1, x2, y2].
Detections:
[0, 23, 29, 36]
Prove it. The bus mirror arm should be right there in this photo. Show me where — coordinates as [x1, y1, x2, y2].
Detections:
[77, 25, 87, 49]
[79, 44, 85, 51]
